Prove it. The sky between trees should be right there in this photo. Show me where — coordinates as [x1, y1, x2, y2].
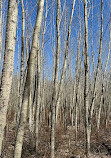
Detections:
[1, 0, 110, 79]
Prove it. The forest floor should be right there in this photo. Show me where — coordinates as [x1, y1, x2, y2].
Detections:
[1, 112, 111, 158]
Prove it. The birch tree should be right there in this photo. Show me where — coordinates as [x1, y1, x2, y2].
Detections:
[84, 0, 90, 156]
[84, 0, 103, 156]
[51, 0, 61, 157]
[14, 0, 44, 157]
[17, 0, 25, 124]
[34, 41, 41, 151]
[97, 11, 110, 130]
[0, 0, 18, 155]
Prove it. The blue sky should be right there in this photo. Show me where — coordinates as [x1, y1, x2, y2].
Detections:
[2, 0, 111, 79]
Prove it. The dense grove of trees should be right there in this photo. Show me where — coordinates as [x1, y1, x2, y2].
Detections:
[0, 0, 111, 157]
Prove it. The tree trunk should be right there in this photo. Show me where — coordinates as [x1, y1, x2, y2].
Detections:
[0, 0, 18, 155]
[89, 0, 103, 120]
[56, 0, 76, 122]
[84, 0, 90, 156]
[14, 0, 44, 157]
[34, 42, 41, 151]
[17, 0, 25, 124]
[97, 83, 103, 130]
[84, 0, 103, 156]
[51, 0, 61, 157]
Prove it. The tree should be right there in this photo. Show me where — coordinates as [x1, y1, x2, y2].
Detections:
[84, 0, 103, 156]
[56, 0, 76, 123]
[51, 0, 61, 157]
[51, 0, 76, 157]
[14, 0, 44, 157]
[84, 0, 90, 156]
[0, 0, 18, 155]
[16, 0, 25, 124]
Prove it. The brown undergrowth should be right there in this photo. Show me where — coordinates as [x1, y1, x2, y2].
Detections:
[2, 111, 111, 158]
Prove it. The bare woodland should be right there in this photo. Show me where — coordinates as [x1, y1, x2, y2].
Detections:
[0, 0, 111, 158]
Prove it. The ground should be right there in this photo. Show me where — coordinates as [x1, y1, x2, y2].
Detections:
[2, 111, 111, 158]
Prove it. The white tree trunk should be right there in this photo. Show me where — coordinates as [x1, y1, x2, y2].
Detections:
[0, 0, 18, 155]
[14, 0, 44, 157]
[34, 42, 41, 151]
[51, 0, 61, 157]
[84, 0, 90, 156]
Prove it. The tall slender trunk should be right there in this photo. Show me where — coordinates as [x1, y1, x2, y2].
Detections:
[56, 0, 76, 122]
[51, 0, 61, 157]
[54, 0, 61, 100]
[75, 23, 81, 143]
[34, 42, 41, 151]
[17, 0, 25, 124]
[14, 1, 44, 157]
[97, 9, 110, 130]
[52, 8, 56, 82]
[97, 82, 103, 130]
[84, 0, 103, 156]
[16, 23, 20, 124]
[89, 0, 103, 120]
[84, 0, 90, 156]
[105, 13, 111, 127]
[0, 0, 18, 155]
[40, 0, 47, 124]
[88, 0, 103, 132]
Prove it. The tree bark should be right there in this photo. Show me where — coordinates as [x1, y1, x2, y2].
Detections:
[84, 0, 90, 156]
[0, 0, 18, 155]
[51, 0, 61, 157]
[34, 42, 41, 151]
[14, 0, 44, 157]
[17, 0, 25, 124]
